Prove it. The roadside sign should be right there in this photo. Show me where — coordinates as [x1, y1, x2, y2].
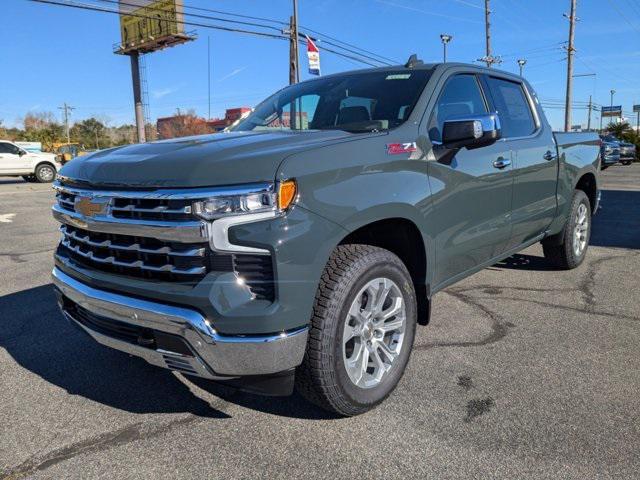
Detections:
[634, 105, 640, 113]
[601, 105, 622, 117]
[306, 35, 321, 76]
[117, 0, 190, 54]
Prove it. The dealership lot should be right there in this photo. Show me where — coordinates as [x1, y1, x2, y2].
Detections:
[1, 166, 639, 479]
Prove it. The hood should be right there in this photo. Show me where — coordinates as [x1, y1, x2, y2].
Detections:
[58, 130, 354, 188]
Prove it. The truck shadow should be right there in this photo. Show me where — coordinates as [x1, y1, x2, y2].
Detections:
[0, 284, 332, 420]
[0, 178, 28, 185]
[495, 189, 640, 271]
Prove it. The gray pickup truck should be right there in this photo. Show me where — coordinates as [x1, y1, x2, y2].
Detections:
[51, 58, 600, 416]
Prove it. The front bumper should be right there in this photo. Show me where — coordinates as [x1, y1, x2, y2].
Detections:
[52, 267, 308, 379]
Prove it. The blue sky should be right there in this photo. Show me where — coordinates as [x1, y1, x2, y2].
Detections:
[2, 0, 639, 130]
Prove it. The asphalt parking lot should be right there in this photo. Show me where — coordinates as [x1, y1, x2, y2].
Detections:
[1, 165, 639, 479]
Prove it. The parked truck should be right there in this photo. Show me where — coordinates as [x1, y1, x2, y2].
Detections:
[51, 59, 600, 416]
[0, 140, 62, 182]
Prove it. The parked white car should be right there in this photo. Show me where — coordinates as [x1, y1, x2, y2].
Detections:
[0, 140, 62, 183]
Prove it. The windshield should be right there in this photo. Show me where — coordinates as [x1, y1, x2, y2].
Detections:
[230, 69, 433, 133]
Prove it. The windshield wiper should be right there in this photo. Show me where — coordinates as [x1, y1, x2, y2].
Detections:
[319, 120, 386, 134]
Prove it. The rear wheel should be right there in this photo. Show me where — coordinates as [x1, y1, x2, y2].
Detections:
[296, 244, 417, 416]
[542, 189, 591, 269]
[621, 160, 632, 166]
[34, 163, 56, 183]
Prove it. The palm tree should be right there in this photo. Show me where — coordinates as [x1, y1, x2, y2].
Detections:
[605, 121, 631, 138]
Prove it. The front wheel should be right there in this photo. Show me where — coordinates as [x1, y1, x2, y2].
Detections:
[34, 163, 56, 183]
[542, 189, 591, 269]
[621, 160, 632, 166]
[296, 244, 417, 416]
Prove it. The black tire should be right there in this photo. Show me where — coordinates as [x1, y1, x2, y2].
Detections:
[34, 163, 56, 183]
[622, 160, 632, 166]
[542, 189, 591, 269]
[295, 244, 417, 416]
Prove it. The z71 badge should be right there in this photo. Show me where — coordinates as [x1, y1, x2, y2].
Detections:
[386, 142, 417, 155]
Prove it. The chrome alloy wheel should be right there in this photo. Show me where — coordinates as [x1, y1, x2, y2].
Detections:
[573, 203, 589, 256]
[342, 277, 406, 389]
[39, 165, 55, 182]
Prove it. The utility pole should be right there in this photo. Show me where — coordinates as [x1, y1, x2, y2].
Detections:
[587, 95, 592, 131]
[130, 52, 146, 143]
[563, 0, 577, 132]
[477, 1, 500, 67]
[288, 16, 297, 85]
[517, 59, 527, 77]
[440, 34, 452, 63]
[484, 0, 491, 67]
[207, 36, 211, 120]
[58, 103, 74, 145]
[293, 0, 300, 84]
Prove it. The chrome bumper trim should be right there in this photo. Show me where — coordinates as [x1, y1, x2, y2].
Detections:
[52, 204, 208, 243]
[52, 267, 308, 376]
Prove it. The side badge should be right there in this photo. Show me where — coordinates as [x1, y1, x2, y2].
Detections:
[386, 142, 417, 155]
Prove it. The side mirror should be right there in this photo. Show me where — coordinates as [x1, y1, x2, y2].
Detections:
[441, 113, 502, 150]
[18, 149, 27, 156]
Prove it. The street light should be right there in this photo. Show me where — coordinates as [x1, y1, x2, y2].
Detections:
[517, 59, 527, 76]
[610, 89, 617, 126]
[440, 34, 452, 63]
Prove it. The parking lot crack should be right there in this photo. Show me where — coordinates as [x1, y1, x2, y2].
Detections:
[0, 403, 232, 480]
[416, 289, 512, 350]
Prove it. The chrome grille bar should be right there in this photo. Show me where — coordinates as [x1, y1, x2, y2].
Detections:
[60, 225, 205, 257]
[60, 238, 206, 275]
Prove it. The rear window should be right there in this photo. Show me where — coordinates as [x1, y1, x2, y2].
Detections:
[486, 77, 536, 138]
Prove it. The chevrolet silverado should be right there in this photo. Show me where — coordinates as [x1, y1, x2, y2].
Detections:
[51, 58, 600, 416]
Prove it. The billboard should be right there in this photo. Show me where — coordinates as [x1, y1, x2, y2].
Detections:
[634, 105, 640, 113]
[117, 0, 192, 54]
[601, 105, 622, 118]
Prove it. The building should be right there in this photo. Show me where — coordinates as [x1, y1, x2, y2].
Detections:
[156, 107, 252, 139]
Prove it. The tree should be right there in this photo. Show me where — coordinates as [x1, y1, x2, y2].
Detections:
[19, 112, 65, 150]
[157, 110, 212, 139]
[70, 118, 109, 149]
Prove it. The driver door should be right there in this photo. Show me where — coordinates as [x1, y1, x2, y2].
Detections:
[424, 73, 514, 287]
[0, 142, 28, 175]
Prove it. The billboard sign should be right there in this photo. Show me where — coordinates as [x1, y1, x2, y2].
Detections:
[633, 105, 640, 113]
[601, 105, 622, 117]
[118, 0, 191, 54]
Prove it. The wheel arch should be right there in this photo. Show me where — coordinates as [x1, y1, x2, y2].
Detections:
[338, 217, 430, 326]
[574, 172, 597, 212]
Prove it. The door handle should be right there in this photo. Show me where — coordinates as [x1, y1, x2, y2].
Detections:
[492, 157, 511, 169]
[543, 150, 557, 161]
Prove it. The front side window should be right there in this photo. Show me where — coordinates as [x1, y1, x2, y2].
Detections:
[231, 69, 433, 133]
[428, 74, 488, 143]
[486, 77, 536, 138]
[0, 143, 19, 155]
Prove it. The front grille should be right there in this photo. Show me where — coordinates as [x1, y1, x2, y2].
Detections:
[58, 224, 209, 282]
[55, 190, 194, 222]
[54, 183, 276, 301]
[57, 224, 276, 300]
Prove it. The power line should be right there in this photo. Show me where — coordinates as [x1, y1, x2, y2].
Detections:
[97, 0, 397, 66]
[606, 0, 640, 36]
[30, 0, 388, 68]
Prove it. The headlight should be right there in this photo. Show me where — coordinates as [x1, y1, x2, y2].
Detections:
[192, 180, 297, 220]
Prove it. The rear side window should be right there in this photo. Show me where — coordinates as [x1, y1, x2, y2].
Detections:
[486, 77, 536, 138]
[428, 74, 487, 143]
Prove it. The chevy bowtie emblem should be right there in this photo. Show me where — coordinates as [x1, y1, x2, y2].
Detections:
[75, 196, 108, 218]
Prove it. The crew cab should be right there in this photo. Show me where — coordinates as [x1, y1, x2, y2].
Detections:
[0, 140, 62, 182]
[51, 59, 600, 416]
